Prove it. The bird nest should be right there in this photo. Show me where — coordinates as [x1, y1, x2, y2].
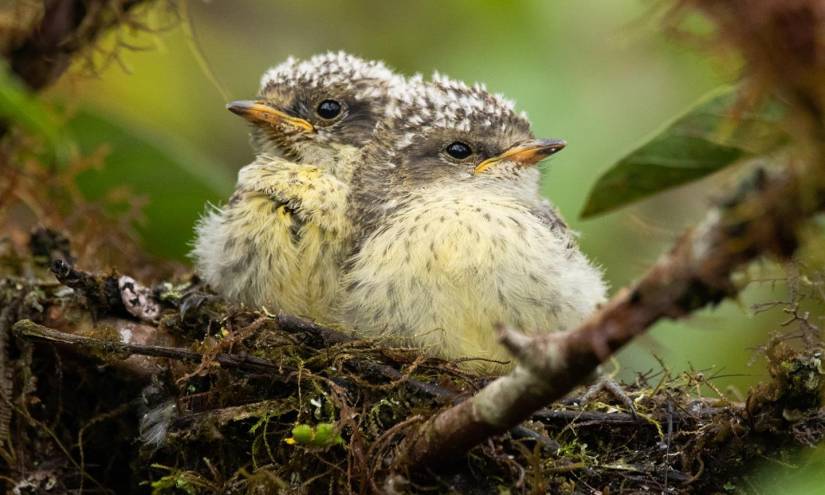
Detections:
[1, 228, 824, 494]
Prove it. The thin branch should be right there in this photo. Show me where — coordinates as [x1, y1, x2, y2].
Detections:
[12, 317, 458, 401]
[12, 319, 280, 373]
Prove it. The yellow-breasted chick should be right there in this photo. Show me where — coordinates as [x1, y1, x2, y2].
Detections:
[192, 52, 405, 322]
[339, 74, 607, 372]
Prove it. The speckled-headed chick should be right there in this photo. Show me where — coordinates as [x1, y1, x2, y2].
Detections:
[340, 74, 607, 371]
[192, 52, 404, 322]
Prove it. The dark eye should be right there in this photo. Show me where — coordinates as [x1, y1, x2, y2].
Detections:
[445, 141, 472, 160]
[316, 99, 342, 119]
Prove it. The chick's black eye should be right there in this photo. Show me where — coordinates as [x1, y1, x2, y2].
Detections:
[316, 99, 342, 119]
[445, 141, 472, 160]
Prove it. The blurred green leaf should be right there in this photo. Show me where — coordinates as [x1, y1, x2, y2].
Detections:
[67, 107, 234, 260]
[750, 447, 825, 494]
[580, 87, 789, 219]
[0, 63, 69, 160]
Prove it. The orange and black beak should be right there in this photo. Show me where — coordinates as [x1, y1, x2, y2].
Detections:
[226, 100, 314, 133]
[474, 138, 566, 174]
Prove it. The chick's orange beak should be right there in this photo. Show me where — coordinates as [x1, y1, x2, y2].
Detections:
[474, 138, 566, 174]
[226, 100, 314, 133]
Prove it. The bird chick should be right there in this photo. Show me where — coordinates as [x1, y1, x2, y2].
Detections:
[192, 52, 404, 321]
[340, 74, 607, 371]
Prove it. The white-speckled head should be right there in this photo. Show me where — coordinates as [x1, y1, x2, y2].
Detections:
[234, 51, 407, 165]
[365, 72, 562, 189]
[259, 51, 400, 102]
[350, 72, 566, 241]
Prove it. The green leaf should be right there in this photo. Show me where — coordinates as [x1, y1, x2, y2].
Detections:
[580, 87, 789, 218]
[66, 107, 234, 259]
[290, 424, 314, 443]
[285, 422, 343, 447]
[0, 63, 70, 160]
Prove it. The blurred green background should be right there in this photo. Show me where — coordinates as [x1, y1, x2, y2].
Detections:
[46, 0, 791, 395]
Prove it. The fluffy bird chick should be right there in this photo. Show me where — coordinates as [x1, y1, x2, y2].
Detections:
[341, 75, 607, 371]
[193, 52, 404, 321]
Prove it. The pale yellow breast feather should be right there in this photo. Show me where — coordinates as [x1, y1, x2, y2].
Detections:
[193, 151, 357, 323]
[339, 183, 607, 370]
